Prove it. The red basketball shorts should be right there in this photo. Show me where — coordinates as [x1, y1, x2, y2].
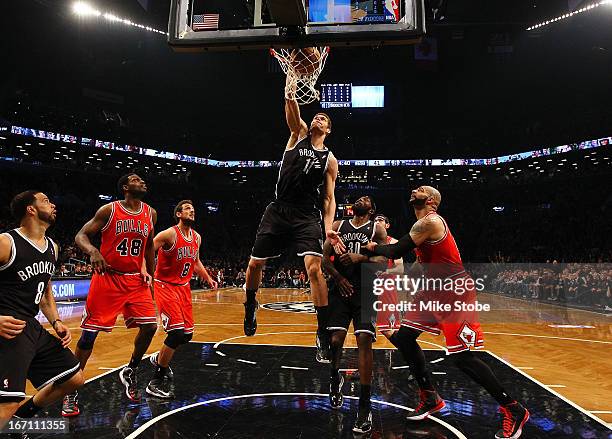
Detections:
[154, 280, 194, 334]
[81, 272, 157, 332]
[401, 282, 485, 354]
[376, 284, 401, 333]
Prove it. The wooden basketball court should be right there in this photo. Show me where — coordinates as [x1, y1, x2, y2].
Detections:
[29, 286, 611, 436]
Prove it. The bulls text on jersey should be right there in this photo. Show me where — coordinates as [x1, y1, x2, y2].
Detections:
[115, 219, 150, 238]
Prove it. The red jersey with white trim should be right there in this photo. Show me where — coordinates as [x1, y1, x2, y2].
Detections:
[155, 226, 199, 285]
[414, 212, 465, 278]
[100, 201, 153, 273]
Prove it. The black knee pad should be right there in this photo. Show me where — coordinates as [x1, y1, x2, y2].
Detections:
[77, 330, 98, 350]
[164, 330, 186, 349]
[183, 332, 193, 344]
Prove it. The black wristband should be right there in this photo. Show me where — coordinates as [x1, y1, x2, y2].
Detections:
[51, 319, 62, 329]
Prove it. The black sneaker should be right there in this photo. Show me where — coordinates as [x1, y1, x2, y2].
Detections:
[243, 301, 258, 336]
[149, 353, 174, 380]
[352, 406, 372, 434]
[61, 391, 80, 417]
[329, 372, 344, 409]
[119, 366, 141, 402]
[495, 402, 529, 439]
[315, 330, 330, 363]
[405, 390, 445, 421]
[146, 378, 175, 399]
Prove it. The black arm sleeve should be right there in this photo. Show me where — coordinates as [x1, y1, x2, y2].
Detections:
[371, 233, 417, 259]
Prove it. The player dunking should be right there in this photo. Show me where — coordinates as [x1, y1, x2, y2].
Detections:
[0, 191, 84, 429]
[146, 200, 217, 399]
[62, 174, 158, 416]
[243, 90, 342, 363]
[365, 186, 529, 439]
[322, 196, 387, 434]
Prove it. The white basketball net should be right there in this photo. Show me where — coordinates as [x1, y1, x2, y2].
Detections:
[270, 47, 330, 105]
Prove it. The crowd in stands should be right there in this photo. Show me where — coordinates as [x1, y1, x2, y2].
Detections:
[0, 147, 609, 311]
[487, 264, 612, 311]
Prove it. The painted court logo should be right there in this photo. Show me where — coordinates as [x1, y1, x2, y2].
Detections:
[262, 301, 315, 314]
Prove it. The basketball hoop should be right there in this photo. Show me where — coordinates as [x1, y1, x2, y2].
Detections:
[270, 46, 330, 105]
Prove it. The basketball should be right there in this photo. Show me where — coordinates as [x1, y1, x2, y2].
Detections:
[290, 47, 321, 76]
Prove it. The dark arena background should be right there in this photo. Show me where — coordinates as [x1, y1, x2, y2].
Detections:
[0, 1, 611, 438]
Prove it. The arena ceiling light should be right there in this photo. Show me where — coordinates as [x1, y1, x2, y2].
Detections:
[527, 0, 612, 31]
[71, 1, 167, 36]
[72, 1, 100, 16]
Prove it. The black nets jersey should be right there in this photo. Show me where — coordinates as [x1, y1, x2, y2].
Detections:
[275, 136, 331, 210]
[0, 229, 57, 319]
[333, 219, 376, 286]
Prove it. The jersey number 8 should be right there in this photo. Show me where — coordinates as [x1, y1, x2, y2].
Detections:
[34, 281, 45, 305]
[181, 263, 191, 278]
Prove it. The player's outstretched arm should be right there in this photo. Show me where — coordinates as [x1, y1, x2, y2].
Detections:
[285, 96, 308, 149]
[75, 203, 113, 273]
[365, 216, 443, 259]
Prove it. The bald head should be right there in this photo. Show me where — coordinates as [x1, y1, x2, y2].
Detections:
[423, 186, 442, 210]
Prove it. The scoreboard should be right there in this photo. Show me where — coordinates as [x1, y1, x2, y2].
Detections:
[320, 83, 352, 109]
[320, 83, 385, 109]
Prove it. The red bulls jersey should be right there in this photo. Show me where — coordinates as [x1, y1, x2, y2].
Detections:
[414, 212, 466, 278]
[155, 226, 199, 285]
[100, 201, 153, 273]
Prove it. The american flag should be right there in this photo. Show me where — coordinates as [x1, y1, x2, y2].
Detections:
[192, 13, 219, 31]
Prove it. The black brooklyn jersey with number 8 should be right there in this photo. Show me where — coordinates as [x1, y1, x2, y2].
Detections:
[0, 229, 57, 319]
[275, 136, 330, 209]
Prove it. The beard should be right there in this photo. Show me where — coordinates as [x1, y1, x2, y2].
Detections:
[128, 189, 146, 200]
[181, 217, 195, 227]
[38, 211, 56, 226]
[410, 197, 427, 207]
[352, 204, 371, 216]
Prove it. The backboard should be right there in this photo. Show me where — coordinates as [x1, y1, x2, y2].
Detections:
[168, 0, 425, 51]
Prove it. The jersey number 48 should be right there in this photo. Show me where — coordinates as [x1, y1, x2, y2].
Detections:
[116, 238, 143, 256]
